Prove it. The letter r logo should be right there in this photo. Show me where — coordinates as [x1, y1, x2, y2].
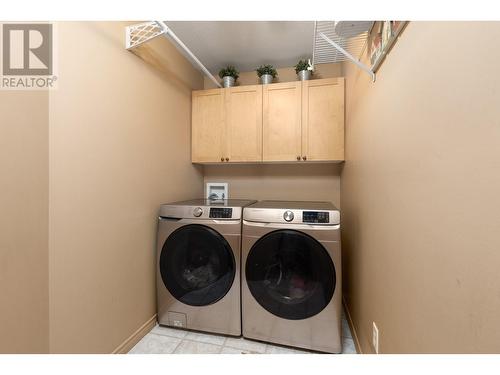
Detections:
[2, 24, 52, 75]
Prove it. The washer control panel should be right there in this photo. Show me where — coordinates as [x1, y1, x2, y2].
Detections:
[209, 207, 233, 219]
[302, 211, 330, 224]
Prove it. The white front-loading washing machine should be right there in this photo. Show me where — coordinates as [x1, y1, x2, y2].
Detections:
[156, 199, 255, 336]
[242, 200, 342, 353]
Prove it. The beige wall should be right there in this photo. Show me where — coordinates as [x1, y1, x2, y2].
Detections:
[204, 63, 342, 89]
[204, 164, 341, 207]
[341, 22, 500, 353]
[0, 91, 49, 353]
[48, 22, 204, 353]
[204, 62, 342, 207]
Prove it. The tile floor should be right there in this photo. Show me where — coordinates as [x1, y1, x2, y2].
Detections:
[129, 310, 357, 354]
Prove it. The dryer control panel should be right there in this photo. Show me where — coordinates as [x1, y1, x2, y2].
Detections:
[209, 207, 233, 219]
[243, 201, 340, 225]
[302, 211, 330, 224]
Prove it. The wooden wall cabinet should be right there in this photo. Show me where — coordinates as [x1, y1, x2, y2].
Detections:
[192, 85, 262, 163]
[191, 77, 344, 163]
[301, 78, 344, 161]
[191, 89, 225, 163]
[226, 85, 263, 162]
[262, 82, 302, 161]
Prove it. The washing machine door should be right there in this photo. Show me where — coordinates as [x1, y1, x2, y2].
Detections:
[159, 224, 236, 307]
[245, 229, 335, 320]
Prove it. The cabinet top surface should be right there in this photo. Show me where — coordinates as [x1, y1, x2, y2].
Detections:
[193, 77, 344, 93]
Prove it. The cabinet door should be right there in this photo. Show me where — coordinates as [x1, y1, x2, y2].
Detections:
[192, 89, 225, 163]
[226, 85, 263, 162]
[301, 78, 344, 161]
[263, 82, 302, 161]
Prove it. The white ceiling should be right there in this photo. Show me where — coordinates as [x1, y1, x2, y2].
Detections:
[165, 21, 315, 73]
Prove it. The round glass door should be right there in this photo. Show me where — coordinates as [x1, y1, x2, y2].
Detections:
[245, 229, 335, 320]
[160, 224, 235, 306]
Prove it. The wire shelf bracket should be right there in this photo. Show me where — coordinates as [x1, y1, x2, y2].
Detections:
[125, 21, 163, 49]
[125, 21, 222, 88]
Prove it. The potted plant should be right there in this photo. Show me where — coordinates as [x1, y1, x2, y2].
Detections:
[295, 59, 313, 81]
[256, 64, 277, 84]
[218, 65, 239, 88]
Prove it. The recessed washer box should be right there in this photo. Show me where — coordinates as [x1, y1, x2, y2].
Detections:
[206, 182, 228, 200]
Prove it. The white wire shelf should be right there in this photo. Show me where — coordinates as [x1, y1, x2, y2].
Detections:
[313, 21, 375, 81]
[313, 21, 371, 65]
[125, 21, 222, 88]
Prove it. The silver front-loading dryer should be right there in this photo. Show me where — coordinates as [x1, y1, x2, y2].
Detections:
[242, 201, 342, 353]
[156, 199, 255, 336]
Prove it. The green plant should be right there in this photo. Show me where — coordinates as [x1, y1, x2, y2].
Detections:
[294, 59, 313, 74]
[256, 64, 277, 78]
[218, 65, 239, 80]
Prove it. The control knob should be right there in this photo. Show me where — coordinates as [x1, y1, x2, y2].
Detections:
[283, 210, 294, 222]
[193, 207, 203, 217]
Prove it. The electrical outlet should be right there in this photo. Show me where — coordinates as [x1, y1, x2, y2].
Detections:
[372, 322, 379, 354]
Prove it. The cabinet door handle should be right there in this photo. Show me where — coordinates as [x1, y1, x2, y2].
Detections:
[225, 157, 229, 162]
[296, 156, 301, 161]
[302, 156, 307, 161]
[221, 157, 224, 162]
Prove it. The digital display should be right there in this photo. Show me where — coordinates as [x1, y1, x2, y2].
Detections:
[303, 211, 329, 224]
[209, 207, 233, 218]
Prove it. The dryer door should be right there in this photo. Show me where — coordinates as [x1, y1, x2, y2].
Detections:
[159, 224, 236, 306]
[245, 229, 335, 320]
